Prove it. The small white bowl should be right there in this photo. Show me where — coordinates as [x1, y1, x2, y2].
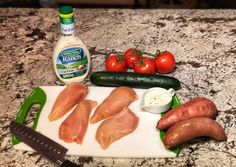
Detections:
[141, 87, 175, 114]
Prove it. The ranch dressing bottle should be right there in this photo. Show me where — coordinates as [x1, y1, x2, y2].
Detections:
[53, 6, 90, 84]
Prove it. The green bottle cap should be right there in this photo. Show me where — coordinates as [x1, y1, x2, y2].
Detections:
[59, 6, 73, 14]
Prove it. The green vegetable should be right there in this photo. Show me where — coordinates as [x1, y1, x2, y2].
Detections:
[90, 71, 181, 90]
[160, 95, 181, 155]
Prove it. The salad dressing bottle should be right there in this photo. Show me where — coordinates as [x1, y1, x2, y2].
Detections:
[53, 6, 90, 84]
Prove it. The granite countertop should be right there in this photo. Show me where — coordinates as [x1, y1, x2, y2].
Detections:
[0, 8, 236, 167]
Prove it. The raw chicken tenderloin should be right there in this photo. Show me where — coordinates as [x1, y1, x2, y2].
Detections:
[90, 86, 137, 124]
[48, 83, 88, 121]
[59, 100, 97, 144]
[96, 107, 139, 149]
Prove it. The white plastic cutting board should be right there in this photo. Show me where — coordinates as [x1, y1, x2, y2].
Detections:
[13, 86, 176, 158]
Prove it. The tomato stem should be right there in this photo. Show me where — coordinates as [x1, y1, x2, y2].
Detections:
[141, 51, 154, 56]
[155, 49, 161, 55]
[137, 56, 143, 65]
[142, 49, 161, 57]
[117, 54, 124, 62]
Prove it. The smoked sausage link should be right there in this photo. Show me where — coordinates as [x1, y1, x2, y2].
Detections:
[163, 117, 227, 149]
[157, 97, 218, 130]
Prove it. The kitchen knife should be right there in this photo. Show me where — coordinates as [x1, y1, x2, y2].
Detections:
[9, 121, 80, 167]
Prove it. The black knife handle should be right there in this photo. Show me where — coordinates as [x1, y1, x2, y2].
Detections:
[61, 160, 81, 167]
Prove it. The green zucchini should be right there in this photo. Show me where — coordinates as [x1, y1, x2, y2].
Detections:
[90, 71, 181, 90]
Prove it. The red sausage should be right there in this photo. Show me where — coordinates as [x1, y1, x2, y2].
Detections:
[163, 117, 227, 149]
[156, 97, 218, 130]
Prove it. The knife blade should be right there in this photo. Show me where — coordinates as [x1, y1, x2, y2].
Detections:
[9, 121, 80, 167]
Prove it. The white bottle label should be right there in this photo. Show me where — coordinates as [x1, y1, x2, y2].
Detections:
[56, 46, 88, 79]
[60, 23, 75, 35]
[60, 14, 75, 35]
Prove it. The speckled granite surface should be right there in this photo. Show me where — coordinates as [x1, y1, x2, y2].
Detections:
[0, 8, 236, 167]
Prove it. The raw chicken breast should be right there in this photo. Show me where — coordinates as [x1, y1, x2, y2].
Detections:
[48, 83, 88, 121]
[90, 86, 137, 124]
[59, 100, 97, 144]
[96, 107, 139, 149]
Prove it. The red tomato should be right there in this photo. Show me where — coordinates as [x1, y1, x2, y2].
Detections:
[123, 48, 142, 69]
[134, 57, 155, 74]
[105, 54, 127, 72]
[154, 51, 176, 74]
